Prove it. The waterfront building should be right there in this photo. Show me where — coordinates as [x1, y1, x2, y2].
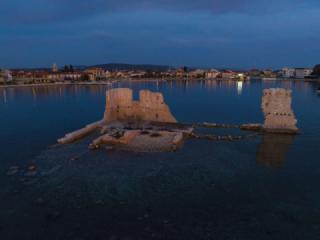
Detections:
[235, 73, 246, 81]
[105, 70, 112, 78]
[249, 69, 261, 77]
[282, 67, 295, 78]
[84, 68, 106, 81]
[48, 71, 83, 82]
[248, 69, 263, 80]
[282, 67, 313, 79]
[295, 68, 313, 79]
[221, 70, 235, 79]
[12, 70, 50, 84]
[205, 69, 220, 79]
[189, 69, 205, 78]
[175, 68, 187, 78]
[0, 70, 4, 84]
[115, 71, 128, 78]
[262, 69, 274, 77]
[0, 69, 13, 83]
[129, 71, 147, 78]
[162, 70, 175, 78]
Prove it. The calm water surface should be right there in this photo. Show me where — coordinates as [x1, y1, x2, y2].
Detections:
[0, 80, 319, 240]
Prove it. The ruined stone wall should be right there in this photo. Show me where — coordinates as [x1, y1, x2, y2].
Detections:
[104, 88, 134, 122]
[262, 88, 298, 133]
[104, 88, 177, 123]
[138, 90, 177, 122]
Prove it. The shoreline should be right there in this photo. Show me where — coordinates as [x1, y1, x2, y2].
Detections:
[0, 77, 319, 88]
[0, 81, 116, 89]
[0, 79, 175, 88]
[0, 79, 169, 88]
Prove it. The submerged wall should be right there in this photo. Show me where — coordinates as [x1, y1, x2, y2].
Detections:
[104, 88, 177, 123]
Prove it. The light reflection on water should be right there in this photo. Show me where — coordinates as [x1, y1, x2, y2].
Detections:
[237, 81, 243, 95]
[1, 79, 318, 104]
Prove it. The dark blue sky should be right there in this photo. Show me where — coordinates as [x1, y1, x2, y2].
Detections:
[1, 0, 319, 69]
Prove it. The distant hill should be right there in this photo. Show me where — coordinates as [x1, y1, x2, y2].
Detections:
[88, 63, 174, 71]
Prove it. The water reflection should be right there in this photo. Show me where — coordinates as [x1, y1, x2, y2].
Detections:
[236, 81, 243, 95]
[1, 80, 319, 105]
[313, 83, 320, 96]
[256, 133, 295, 169]
[0, 84, 115, 104]
[2, 89, 7, 103]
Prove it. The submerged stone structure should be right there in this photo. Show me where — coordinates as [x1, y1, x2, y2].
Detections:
[262, 88, 298, 133]
[58, 87, 299, 153]
[58, 88, 187, 152]
[89, 128, 187, 153]
[104, 88, 177, 123]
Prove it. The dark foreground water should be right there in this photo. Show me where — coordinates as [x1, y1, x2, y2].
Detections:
[0, 80, 320, 240]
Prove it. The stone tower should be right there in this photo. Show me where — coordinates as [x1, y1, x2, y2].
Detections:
[262, 88, 298, 133]
[104, 88, 177, 123]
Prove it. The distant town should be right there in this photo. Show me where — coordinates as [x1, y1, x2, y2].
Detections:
[1, 63, 320, 86]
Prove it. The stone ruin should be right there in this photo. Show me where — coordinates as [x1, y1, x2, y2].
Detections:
[58, 88, 189, 152]
[104, 88, 177, 123]
[262, 88, 298, 133]
[58, 87, 299, 153]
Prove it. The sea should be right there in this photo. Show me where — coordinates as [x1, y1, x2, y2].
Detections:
[0, 79, 319, 240]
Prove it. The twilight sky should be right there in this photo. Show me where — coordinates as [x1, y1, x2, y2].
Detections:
[0, 0, 319, 69]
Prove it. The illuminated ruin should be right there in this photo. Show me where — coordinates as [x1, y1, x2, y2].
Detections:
[262, 88, 298, 133]
[58, 87, 299, 152]
[104, 88, 177, 123]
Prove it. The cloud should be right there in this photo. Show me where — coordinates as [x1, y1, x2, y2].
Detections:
[1, 0, 319, 25]
[1, 0, 320, 68]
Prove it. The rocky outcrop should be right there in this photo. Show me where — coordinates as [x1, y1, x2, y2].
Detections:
[262, 88, 298, 133]
[104, 88, 177, 123]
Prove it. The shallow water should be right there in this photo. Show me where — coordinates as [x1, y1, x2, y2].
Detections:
[0, 80, 320, 239]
